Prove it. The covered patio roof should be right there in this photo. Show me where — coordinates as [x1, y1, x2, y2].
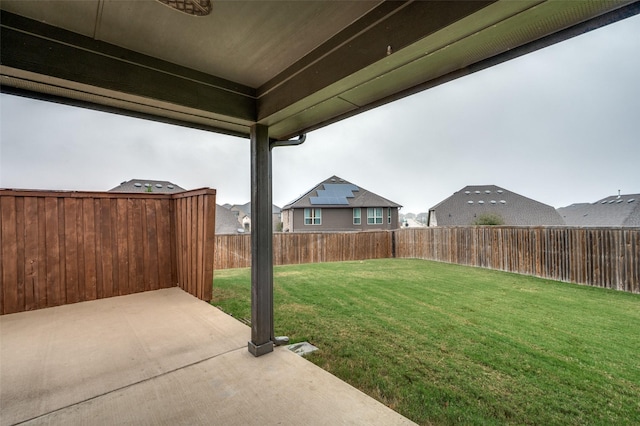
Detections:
[1, 1, 638, 140]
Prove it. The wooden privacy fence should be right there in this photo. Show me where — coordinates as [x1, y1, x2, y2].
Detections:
[215, 227, 639, 293]
[215, 231, 393, 269]
[395, 227, 639, 293]
[0, 188, 216, 314]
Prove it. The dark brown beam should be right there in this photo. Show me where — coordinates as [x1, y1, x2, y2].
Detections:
[268, 0, 640, 140]
[0, 87, 251, 139]
[1, 11, 256, 123]
[257, 1, 495, 120]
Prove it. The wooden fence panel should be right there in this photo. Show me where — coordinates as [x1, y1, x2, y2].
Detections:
[1, 189, 216, 314]
[173, 189, 216, 302]
[216, 231, 393, 270]
[215, 227, 639, 294]
[394, 227, 639, 293]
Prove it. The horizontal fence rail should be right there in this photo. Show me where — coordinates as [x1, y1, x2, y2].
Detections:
[215, 227, 639, 293]
[1, 189, 216, 314]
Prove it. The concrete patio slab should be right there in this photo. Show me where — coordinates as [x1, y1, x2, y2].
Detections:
[1, 288, 414, 425]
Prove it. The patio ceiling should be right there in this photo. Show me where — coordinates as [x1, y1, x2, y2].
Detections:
[1, 1, 638, 140]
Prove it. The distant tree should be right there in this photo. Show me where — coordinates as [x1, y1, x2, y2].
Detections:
[473, 213, 505, 226]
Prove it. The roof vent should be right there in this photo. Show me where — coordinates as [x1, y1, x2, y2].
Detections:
[601, 201, 608, 204]
[465, 191, 470, 195]
[468, 201, 474, 204]
[478, 200, 485, 204]
[155, 184, 163, 188]
[616, 199, 623, 203]
[608, 200, 615, 204]
[500, 200, 506, 204]
[497, 190, 503, 194]
[628, 199, 636, 203]
[168, 185, 174, 189]
[490, 200, 496, 204]
[485, 190, 491, 194]
[145, 183, 151, 188]
[134, 183, 142, 187]
[475, 191, 481, 194]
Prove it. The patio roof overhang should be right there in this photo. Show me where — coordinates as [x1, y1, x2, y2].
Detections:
[1, 1, 638, 141]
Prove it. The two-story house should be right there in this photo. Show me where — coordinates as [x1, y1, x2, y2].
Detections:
[281, 176, 401, 232]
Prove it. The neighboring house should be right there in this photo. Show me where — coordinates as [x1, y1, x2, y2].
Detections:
[557, 193, 639, 227]
[109, 179, 186, 194]
[428, 185, 565, 227]
[216, 205, 246, 235]
[281, 175, 401, 232]
[225, 202, 282, 232]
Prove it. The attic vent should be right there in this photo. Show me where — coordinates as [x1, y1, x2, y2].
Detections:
[628, 199, 636, 203]
[485, 190, 491, 194]
[478, 200, 485, 204]
[497, 190, 504, 194]
[500, 200, 506, 204]
[465, 191, 471, 195]
[468, 201, 474, 204]
[490, 200, 497, 204]
[601, 201, 608, 204]
[145, 183, 151, 188]
[156, 0, 212, 16]
[168, 185, 175, 189]
[156, 184, 163, 188]
[134, 183, 142, 187]
[616, 199, 623, 203]
[475, 191, 481, 194]
[608, 200, 615, 204]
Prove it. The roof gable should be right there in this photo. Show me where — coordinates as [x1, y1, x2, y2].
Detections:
[283, 175, 401, 209]
[108, 179, 185, 193]
[558, 193, 640, 227]
[430, 185, 564, 226]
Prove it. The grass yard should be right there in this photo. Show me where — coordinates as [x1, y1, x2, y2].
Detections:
[211, 259, 640, 425]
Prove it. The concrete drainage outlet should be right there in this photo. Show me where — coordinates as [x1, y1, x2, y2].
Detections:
[287, 342, 319, 356]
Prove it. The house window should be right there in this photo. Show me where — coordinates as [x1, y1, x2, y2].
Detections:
[304, 208, 321, 225]
[388, 208, 392, 224]
[353, 208, 361, 225]
[367, 208, 383, 224]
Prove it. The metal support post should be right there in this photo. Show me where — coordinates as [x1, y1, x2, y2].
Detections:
[248, 124, 274, 356]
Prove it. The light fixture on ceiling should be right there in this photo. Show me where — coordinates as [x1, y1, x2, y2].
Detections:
[157, 0, 212, 16]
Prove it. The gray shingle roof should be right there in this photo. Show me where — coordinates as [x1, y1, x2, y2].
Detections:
[109, 179, 186, 194]
[558, 194, 640, 227]
[428, 185, 564, 226]
[229, 202, 281, 218]
[215, 205, 245, 235]
[283, 176, 401, 209]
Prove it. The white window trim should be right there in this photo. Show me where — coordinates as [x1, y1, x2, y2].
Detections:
[353, 208, 361, 225]
[367, 208, 383, 225]
[304, 208, 321, 225]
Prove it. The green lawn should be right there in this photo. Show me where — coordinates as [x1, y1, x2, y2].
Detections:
[211, 259, 640, 425]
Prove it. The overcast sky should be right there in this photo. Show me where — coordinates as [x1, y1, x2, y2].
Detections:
[2, 13, 639, 214]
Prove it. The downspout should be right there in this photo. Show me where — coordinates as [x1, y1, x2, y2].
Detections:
[271, 134, 306, 237]
[270, 133, 306, 149]
[268, 134, 306, 348]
